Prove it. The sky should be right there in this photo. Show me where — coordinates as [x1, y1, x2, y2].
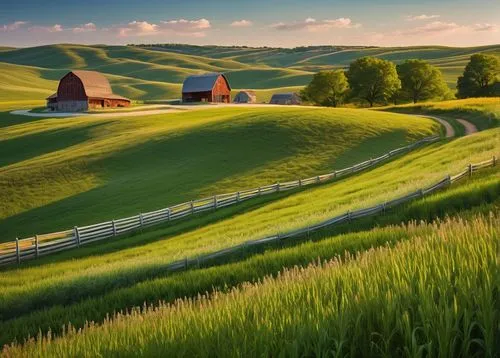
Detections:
[0, 0, 499, 48]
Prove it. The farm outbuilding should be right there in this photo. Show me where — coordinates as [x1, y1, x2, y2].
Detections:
[233, 90, 257, 104]
[269, 93, 301, 105]
[46, 70, 130, 112]
[182, 73, 231, 103]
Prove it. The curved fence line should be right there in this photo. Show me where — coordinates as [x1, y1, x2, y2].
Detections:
[0, 135, 441, 266]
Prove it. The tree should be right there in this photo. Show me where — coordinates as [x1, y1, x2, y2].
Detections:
[397, 59, 449, 103]
[457, 53, 500, 98]
[301, 70, 349, 107]
[347, 57, 401, 107]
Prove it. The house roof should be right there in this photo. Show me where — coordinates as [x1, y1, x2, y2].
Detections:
[46, 93, 57, 100]
[182, 73, 231, 93]
[270, 93, 298, 99]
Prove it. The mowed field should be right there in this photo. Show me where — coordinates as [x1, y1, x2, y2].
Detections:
[0, 44, 499, 101]
[0, 103, 438, 240]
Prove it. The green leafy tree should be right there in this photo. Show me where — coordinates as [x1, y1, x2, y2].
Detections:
[397, 59, 449, 103]
[301, 70, 349, 107]
[347, 57, 401, 107]
[457, 54, 500, 98]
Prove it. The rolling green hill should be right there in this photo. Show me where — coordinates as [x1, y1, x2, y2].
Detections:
[0, 43, 498, 101]
[0, 104, 437, 240]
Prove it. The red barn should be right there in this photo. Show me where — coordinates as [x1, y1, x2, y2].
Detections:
[47, 70, 130, 112]
[182, 73, 231, 103]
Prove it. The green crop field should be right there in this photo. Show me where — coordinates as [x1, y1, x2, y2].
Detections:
[0, 43, 498, 101]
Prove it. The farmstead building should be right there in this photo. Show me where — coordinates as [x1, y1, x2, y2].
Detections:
[233, 90, 257, 104]
[47, 70, 130, 112]
[182, 73, 231, 103]
[269, 92, 301, 105]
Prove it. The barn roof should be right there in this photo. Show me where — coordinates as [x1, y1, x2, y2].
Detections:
[182, 73, 231, 93]
[236, 90, 256, 96]
[60, 70, 130, 101]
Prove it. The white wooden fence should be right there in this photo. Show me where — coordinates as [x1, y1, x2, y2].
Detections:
[0, 136, 442, 266]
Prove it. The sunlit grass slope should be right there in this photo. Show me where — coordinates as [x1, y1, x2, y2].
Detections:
[0, 126, 496, 328]
[0, 63, 58, 100]
[3, 213, 497, 357]
[381, 97, 500, 130]
[0, 105, 437, 239]
[0, 167, 497, 347]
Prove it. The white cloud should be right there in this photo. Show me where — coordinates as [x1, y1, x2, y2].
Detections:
[73, 23, 97, 33]
[1, 21, 28, 31]
[405, 14, 440, 21]
[400, 21, 462, 35]
[271, 18, 361, 32]
[29, 24, 63, 33]
[472, 23, 498, 32]
[230, 20, 253, 27]
[118, 18, 211, 37]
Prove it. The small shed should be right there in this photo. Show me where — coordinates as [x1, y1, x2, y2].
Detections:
[233, 90, 257, 104]
[182, 73, 231, 103]
[47, 70, 130, 112]
[269, 93, 301, 105]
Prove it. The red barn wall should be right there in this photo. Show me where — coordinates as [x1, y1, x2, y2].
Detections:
[212, 76, 231, 103]
[57, 73, 87, 101]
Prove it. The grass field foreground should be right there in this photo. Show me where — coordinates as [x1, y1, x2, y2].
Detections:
[0, 167, 497, 347]
[0, 126, 497, 324]
[3, 212, 497, 357]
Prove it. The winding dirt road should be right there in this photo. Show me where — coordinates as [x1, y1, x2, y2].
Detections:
[456, 118, 478, 135]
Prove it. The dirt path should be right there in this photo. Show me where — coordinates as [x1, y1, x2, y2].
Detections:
[456, 118, 478, 135]
[425, 116, 455, 138]
[10, 103, 307, 119]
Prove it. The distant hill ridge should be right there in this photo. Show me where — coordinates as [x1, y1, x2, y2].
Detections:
[0, 43, 498, 101]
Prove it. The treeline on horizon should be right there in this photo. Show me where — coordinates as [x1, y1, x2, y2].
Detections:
[300, 53, 500, 107]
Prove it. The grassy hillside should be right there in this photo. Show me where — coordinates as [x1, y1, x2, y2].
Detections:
[0, 166, 498, 348]
[0, 104, 437, 239]
[0, 126, 496, 328]
[0, 44, 498, 101]
[381, 98, 500, 131]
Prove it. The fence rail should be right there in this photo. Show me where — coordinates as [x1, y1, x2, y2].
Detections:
[0, 136, 442, 266]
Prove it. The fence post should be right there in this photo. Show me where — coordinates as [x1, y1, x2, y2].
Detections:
[468, 163, 473, 177]
[112, 220, 117, 236]
[167, 208, 171, 221]
[139, 214, 144, 227]
[74, 226, 80, 247]
[382, 202, 387, 213]
[419, 189, 424, 197]
[333, 171, 337, 179]
[316, 176, 320, 183]
[347, 211, 351, 222]
[35, 235, 39, 258]
[258, 187, 262, 196]
[493, 155, 497, 166]
[277, 183, 280, 192]
[184, 257, 188, 270]
[214, 195, 218, 209]
[237, 192, 241, 202]
[298, 179, 302, 188]
[190, 201, 194, 214]
[15, 237, 20, 264]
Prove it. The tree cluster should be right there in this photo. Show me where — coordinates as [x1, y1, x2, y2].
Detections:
[301, 53, 499, 107]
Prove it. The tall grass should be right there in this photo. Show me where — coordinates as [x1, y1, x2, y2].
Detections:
[0, 169, 497, 347]
[3, 213, 497, 357]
